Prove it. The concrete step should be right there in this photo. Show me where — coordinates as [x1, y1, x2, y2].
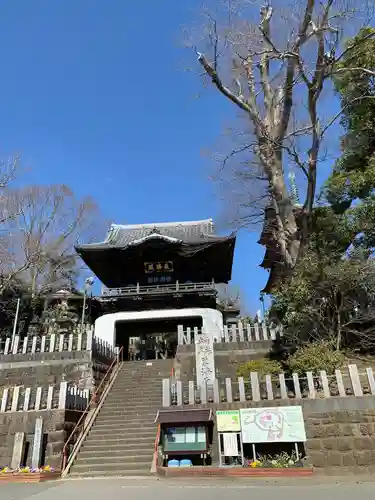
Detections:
[72, 460, 151, 471]
[95, 417, 157, 424]
[96, 410, 158, 419]
[69, 469, 152, 478]
[90, 421, 156, 435]
[81, 442, 154, 453]
[82, 435, 155, 448]
[88, 426, 156, 436]
[75, 452, 152, 465]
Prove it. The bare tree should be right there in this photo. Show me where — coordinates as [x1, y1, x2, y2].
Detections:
[189, 0, 374, 286]
[0, 184, 105, 296]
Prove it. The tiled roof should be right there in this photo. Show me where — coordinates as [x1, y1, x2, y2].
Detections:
[77, 219, 229, 250]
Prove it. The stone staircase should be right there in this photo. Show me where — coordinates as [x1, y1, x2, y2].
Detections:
[69, 358, 173, 478]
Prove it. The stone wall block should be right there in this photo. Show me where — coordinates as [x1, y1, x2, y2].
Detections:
[359, 423, 374, 436]
[339, 424, 358, 437]
[353, 451, 375, 466]
[353, 437, 375, 450]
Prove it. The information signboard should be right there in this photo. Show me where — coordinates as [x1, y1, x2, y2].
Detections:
[216, 410, 241, 432]
[240, 406, 306, 443]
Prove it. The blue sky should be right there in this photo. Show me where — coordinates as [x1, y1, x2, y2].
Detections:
[0, 1, 341, 314]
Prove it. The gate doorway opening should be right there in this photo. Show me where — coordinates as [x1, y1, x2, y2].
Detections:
[114, 316, 202, 361]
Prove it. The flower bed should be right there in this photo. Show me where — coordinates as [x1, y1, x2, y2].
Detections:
[0, 466, 60, 483]
[157, 466, 313, 477]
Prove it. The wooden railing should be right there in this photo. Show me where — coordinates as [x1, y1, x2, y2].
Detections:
[177, 323, 282, 345]
[0, 331, 116, 360]
[102, 281, 216, 297]
[0, 382, 90, 413]
[162, 363, 375, 406]
[61, 347, 123, 475]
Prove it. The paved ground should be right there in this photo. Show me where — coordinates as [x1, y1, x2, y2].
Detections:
[2, 476, 375, 500]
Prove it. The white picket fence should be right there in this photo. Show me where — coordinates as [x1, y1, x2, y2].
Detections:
[177, 322, 282, 345]
[0, 382, 90, 413]
[162, 363, 375, 406]
[0, 330, 115, 360]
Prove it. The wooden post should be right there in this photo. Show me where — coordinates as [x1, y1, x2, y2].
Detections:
[77, 333, 83, 351]
[86, 329, 93, 351]
[58, 334, 65, 352]
[22, 337, 28, 354]
[31, 336, 37, 354]
[31, 418, 44, 469]
[177, 325, 184, 345]
[223, 326, 229, 343]
[40, 336, 46, 353]
[238, 377, 246, 402]
[176, 380, 182, 406]
[186, 327, 191, 344]
[188, 380, 195, 405]
[11, 433, 25, 470]
[230, 324, 237, 342]
[238, 322, 244, 342]
[4, 337, 10, 355]
[279, 373, 288, 399]
[366, 367, 375, 395]
[250, 372, 261, 401]
[58, 381, 68, 409]
[162, 379, 171, 407]
[320, 370, 331, 398]
[306, 372, 316, 399]
[12, 335, 19, 354]
[292, 373, 302, 399]
[246, 324, 252, 342]
[23, 388, 31, 411]
[348, 364, 363, 396]
[11, 386, 20, 412]
[47, 386, 54, 410]
[254, 323, 260, 341]
[335, 369, 346, 397]
[1, 388, 8, 412]
[225, 378, 233, 403]
[261, 323, 268, 340]
[35, 387, 42, 411]
[49, 334, 56, 353]
[265, 374, 274, 400]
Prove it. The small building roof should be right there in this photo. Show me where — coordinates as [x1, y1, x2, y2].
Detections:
[76, 219, 228, 251]
[154, 408, 213, 424]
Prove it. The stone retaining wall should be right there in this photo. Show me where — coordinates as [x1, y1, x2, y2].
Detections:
[0, 410, 68, 469]
[187, 396, 375, 474]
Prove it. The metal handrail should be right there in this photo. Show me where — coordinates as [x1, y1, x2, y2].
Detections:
[151, 423, 161, 473]
[61, 346, 124, 471]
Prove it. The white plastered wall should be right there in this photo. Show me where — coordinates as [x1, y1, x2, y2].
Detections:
[94, 308, 224, 346]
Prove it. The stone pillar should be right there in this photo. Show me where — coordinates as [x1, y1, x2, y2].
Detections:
[11, 432, 25, 469]
[195, 329, 215, 389]
[31, 417, 44, 469]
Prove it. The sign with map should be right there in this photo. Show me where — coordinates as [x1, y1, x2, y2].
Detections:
[216, 410, 241, 432]
[240, 406, 306, 443]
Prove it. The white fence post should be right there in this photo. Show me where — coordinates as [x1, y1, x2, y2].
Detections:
[162, 379, 171, 407]
[348, 364, 363, 396]
[58, 381, 68, 409]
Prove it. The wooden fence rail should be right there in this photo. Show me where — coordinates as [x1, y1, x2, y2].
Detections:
[162, 364, 374, 406]
[0, 382, 90, 413]
[0, 330, 115, 360]
[177, 323, 282, 345]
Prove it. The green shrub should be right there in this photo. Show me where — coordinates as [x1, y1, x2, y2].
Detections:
[286, 341, 345, 376]
[236, 358, 283, 379]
